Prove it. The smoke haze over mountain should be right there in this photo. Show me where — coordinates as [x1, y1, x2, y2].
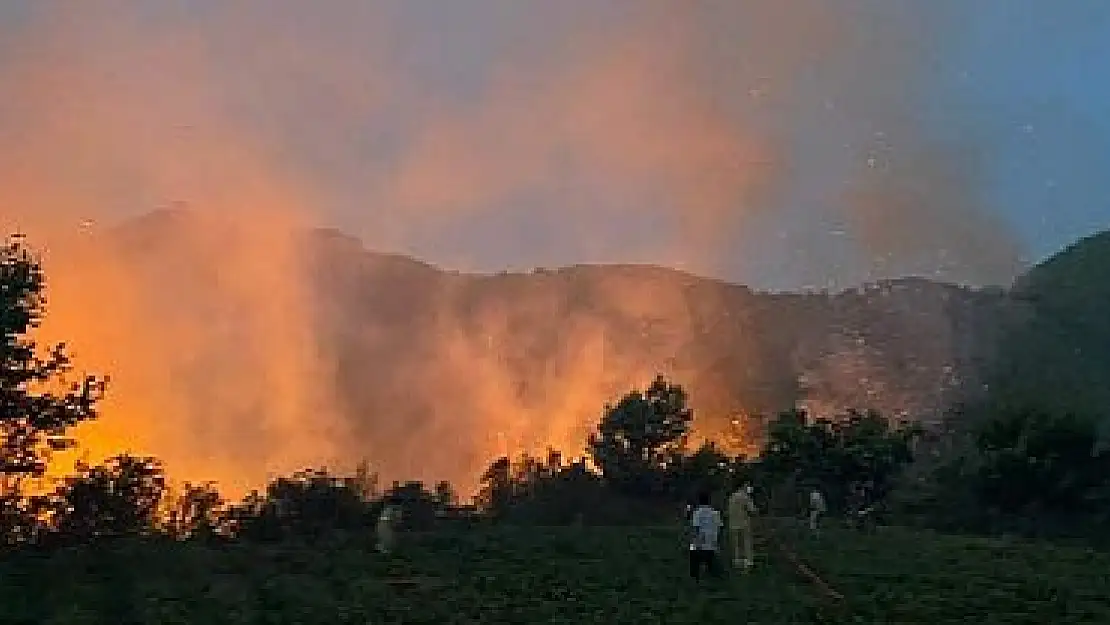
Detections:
[4, 0, 1084, 284]
[0, 1, 1104, 494]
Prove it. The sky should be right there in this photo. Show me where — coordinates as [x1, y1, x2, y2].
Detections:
[958, 3, 1110, 261]
[0, 0, 1108, 291]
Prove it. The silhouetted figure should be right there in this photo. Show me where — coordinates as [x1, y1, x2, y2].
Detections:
[808, 487, 827, 533]
[688, 491, 723, 580]
[847, 481, 873, 530]
[376, 503, 400, 554]
[727, 483, 759, 569]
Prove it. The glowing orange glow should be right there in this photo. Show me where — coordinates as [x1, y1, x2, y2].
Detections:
[0, 2, 777, 500]
[24, 212, 343, 501]
[0, 1, 1009, 501]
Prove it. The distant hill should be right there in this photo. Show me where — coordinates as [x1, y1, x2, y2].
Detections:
[300, 219, 1011, 455]
[987, 230, 1110, 416]
[307, 231, 1008, 420]
[59, 209, 1105, 487]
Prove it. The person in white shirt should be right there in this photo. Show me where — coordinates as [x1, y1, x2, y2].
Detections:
[727, 483, 759, 569]
[808, 487, 827, 533]
[687, 491, 723, 580]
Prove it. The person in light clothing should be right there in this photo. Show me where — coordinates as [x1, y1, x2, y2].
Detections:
[687, 491, 723, 580]
[376, 503, 400, 554]
[808, 487, 827, 533]
[727, 483, 759, 569]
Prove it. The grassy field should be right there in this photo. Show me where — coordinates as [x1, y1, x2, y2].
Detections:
[1, 522, 1108, 624]
[782, 523, 1110, 624]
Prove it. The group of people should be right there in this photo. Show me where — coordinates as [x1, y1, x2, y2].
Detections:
[685, 484, 756, 580]
[685, 483, 828, 580]
[374, 483, 833, 578]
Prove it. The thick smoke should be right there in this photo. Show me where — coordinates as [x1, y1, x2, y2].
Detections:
[0, 1, 1053, 494]
[843, 140, 1026, 285]
[36, 212, 346, 497]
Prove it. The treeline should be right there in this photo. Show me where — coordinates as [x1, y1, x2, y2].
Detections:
[5, 459, 462, 548]
[3, 235, 1110, 550]
[477, 373, 1110, 543]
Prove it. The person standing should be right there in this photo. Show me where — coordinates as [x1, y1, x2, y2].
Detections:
[687, 491, 723, 580]
[727, 483, 759, 569]
[376, 502, 400, 554]
[808, 487, 827, 533]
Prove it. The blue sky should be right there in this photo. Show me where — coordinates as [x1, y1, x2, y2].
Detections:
[957, 1, 1110, 259]
[0, 1, 1107, 290]
[742, 0, 1110, 289]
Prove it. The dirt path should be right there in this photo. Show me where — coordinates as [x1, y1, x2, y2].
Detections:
[763, 520, 848, 605]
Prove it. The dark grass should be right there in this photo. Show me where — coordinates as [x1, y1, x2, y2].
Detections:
[779, 522, 1110, 624]
[2, 523, 1107, 624]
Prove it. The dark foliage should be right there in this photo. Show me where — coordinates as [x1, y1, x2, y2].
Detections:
[226, 469, 372, 542]
[164, 481, 227, 541]
[52, 454, 167, 543]
[0, 236, 106, 547]
[382, 480, 440, 531]
[973, 407, 1110, 514]
[0, 237, 106, 478]
[914, 404, 1110, 539]
[588, 375, 693, 497]
[759, 409, 919, 514]
[475, 449, 684, 525]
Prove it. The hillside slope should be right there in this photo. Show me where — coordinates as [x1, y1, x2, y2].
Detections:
[300, 221, 1013, 486]
[61, 209, 1027, 487]
[989, 229, 1110, 415]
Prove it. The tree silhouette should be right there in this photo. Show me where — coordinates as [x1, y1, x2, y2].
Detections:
[588, 375, 693, 496]
[0, 236, 105, 479]
[352, 459, 380, 502]
[164, 481, 225, 540]
[670, 442, 736, 502]
[759, 409, 918, 512]
[971, 406, 1110, 515]
[0, 236, 105, 546]
[476, 456, 513, 516]
[433, 480, 456, 509]
[53, 454, 167, 543]
[248, 468, 369, 541]
[383, 481, 439, 531]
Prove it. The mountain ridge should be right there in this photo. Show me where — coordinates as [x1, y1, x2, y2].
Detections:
[54, 208, 1105, 489]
